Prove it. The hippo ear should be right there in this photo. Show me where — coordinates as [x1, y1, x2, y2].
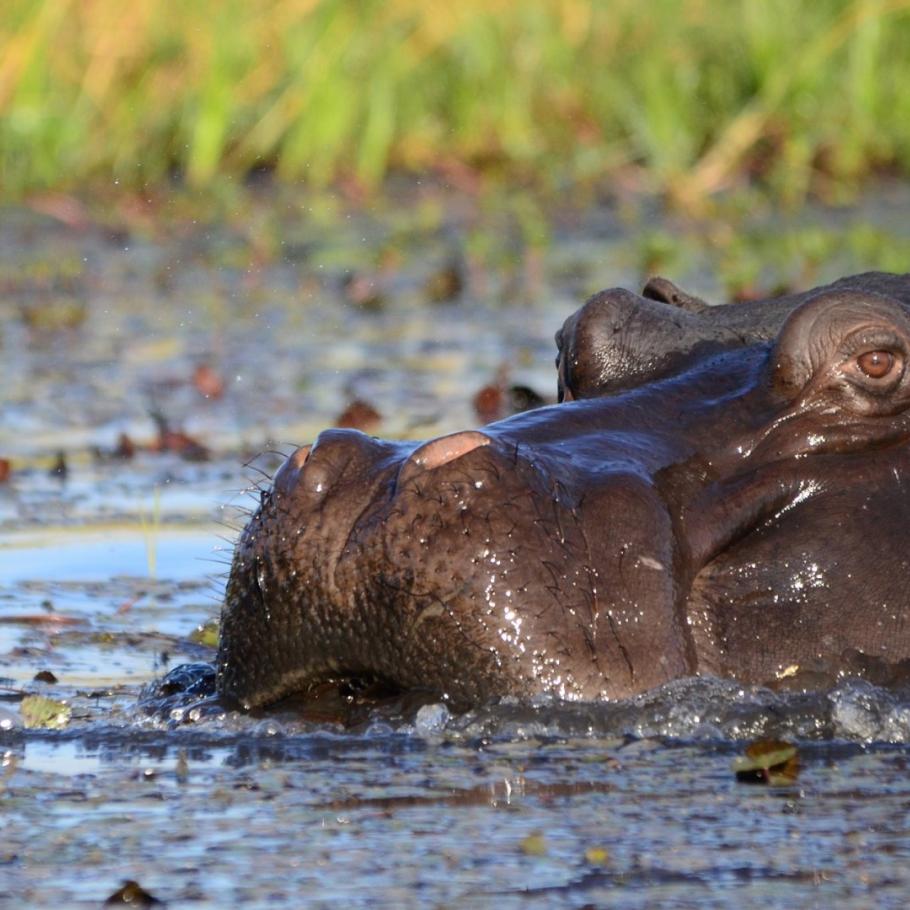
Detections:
[771, 290, 910, 417]
[641, 277, 709, 314]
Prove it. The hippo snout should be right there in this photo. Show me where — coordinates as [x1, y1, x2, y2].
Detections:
[217, 427, 526, 708]
[218, 414, 690, 709]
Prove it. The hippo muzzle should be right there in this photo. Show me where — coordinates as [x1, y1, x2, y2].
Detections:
[219, 417, 695, 708]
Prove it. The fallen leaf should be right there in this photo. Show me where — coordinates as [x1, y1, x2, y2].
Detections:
[336, 399, 382, 433]
[584, 846, 610, 866]
[20, 695, 71, 729]
[193, 364, 225, 400]
[732, 739, 799, 786]
[103, 880, 164, 907]
[189, 620, 219, 649]
[519, 831, 548, 856]
[0, 614, 82, 626]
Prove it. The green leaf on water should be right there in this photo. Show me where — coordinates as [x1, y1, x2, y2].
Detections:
[732, 739, 799, 786]
[189, 620, 219, 649]
[584, 846, 610, 866]
[519, 831, 548, 856]
[20, 695, 71, 729]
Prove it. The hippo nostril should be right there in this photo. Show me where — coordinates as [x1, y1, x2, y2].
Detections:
[291, 445, 312, 469]
[397, 430, 491, 487]
[272, 444, 312, 499]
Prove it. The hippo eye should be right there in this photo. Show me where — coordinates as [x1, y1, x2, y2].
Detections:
[856, 349, 897, 379]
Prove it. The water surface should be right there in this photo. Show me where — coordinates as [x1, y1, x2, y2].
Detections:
[2, 189, 910, 907]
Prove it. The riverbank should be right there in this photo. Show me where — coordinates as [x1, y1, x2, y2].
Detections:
[5, 0, 910, 205]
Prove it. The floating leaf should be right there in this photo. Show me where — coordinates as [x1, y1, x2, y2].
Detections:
[189, 621, 219, 649]
[519, 831, 548, 856]
[584, 846, 610, 866]
[193, 363, 225, 400]
[335, 399, 382, 433]
[20, 695, 71, 730]
[103, 879, 163, 906]
[732, 739, 799, 785]
[423, 259, 464, 303]
[0, 614, 81, 626]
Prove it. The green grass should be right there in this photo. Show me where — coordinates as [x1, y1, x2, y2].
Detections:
[4, 0, 910, 202]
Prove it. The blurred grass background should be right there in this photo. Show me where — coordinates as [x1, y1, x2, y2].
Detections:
[3, 0, 910, 203]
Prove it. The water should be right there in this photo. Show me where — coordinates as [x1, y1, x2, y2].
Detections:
[3, 727, 910, 908]
[2, 190, 910, 907]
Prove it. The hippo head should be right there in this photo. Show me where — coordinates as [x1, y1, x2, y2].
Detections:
[218, 277, 910, 710]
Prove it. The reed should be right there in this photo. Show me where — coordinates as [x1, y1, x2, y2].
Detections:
[3, 0, 910, 202]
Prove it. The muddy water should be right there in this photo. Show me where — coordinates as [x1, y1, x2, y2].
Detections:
[3, 188, 910, 908]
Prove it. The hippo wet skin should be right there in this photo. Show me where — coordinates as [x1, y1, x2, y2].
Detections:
[218, 271, 910, 710]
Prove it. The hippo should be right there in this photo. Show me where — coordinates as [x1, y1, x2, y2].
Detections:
[217, 271, 910, 710]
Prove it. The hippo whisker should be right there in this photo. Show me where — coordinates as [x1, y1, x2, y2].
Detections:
[241, 461, 275, 483]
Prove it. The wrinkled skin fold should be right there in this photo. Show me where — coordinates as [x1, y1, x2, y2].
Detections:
[219, 271, 910, 710]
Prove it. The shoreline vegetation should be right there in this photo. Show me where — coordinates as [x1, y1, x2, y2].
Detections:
[4, 0, 910, 205]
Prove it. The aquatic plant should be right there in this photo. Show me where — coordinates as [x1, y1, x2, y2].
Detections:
[3, 0, 910, 201]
